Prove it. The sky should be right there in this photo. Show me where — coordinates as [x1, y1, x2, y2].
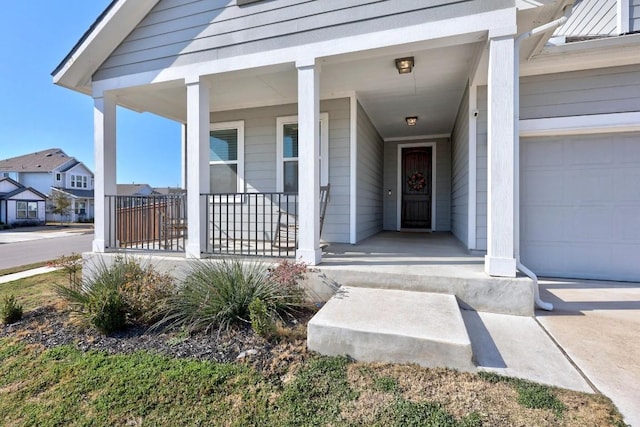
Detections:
[0, 2, 183, 188]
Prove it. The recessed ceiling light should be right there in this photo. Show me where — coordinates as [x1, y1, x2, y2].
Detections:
[395, 57, 415, 74]
[405, 116, 418, 126]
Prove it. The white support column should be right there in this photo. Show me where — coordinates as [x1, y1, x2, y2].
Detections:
[181, 123, 187, 189]
[467, 83, 478, 251]
[296, 60, 322, 265]
[93, 93, 117, 252]
[185, 77, 210, 258]
[485, 34, 516, 277]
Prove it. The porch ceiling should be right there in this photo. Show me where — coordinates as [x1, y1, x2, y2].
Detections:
[115, 39, 482, 140]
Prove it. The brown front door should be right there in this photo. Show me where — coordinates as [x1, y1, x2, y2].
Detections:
[401, 146, 432, 229]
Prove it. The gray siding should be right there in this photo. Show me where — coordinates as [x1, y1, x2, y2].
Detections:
[382, 138, 451, 232]
[356, 102, 383, 242]
[633, 0, 640, 32]
[211, 98, 351, 243]
[451, 85, 469, 246]
[476, 86, 488, 251]
[95, 0, 511, 80]
[520, 64, 640, 120]
[554, 0, 616, 37]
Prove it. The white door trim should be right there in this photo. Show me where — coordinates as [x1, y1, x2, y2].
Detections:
[396, 142, 437, 231]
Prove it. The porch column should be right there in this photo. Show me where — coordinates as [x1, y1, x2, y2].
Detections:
[296, 60, 321, 265]
[93, 92, 117, 252]
[485, 34, 517, 277]
[185, 76, 210, 258]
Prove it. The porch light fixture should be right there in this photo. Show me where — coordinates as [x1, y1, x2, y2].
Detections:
[405, 116, 418, 126]
[395, 57, 415, 74]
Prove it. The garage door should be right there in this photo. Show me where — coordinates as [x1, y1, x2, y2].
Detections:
[521, 132, 640, 282]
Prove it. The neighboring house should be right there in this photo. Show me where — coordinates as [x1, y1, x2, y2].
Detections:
[0, 149, 95, 222]
[52, 0, 640, 284]
[0, 177, 47, 225]
[153, 187, 186, 196]
[117, 183, 155, 197]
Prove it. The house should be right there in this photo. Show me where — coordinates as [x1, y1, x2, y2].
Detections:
[52, 0, 640, 292]
[117, 183, 155, 197]
[0, 177, 47, 226]
[0, 149, 95, 222]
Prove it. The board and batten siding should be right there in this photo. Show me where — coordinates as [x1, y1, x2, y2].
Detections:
[382, 138, 451, 232]
[520, 64, 640, 119]
[356, 102, 383, 242]
[554, 0, 616, 37]
[450, 85, 469, 246]
[210, 98, 351, 243]
[94, 0, 510, 81]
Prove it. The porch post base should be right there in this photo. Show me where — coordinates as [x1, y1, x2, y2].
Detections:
[186, 243, 203, 259]
[92, 239, 106, 253]
[484, 255, 516, 277]
[296, 248, 322, 266]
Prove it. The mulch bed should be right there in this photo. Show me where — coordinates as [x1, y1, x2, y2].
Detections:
[0, 305, 311, 378]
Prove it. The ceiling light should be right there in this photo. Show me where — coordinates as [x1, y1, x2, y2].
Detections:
[405, 116, 418, 126]
[395, 57, 415, 74]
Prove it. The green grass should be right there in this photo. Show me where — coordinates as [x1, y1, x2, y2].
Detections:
[0, 270, 65, 311]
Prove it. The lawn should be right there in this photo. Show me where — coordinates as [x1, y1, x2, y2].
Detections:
[0, 271, 628, 426]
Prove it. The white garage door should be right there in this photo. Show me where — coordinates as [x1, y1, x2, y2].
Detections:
[521, 132, 640, 282]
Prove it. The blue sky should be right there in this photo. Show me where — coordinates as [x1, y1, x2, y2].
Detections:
[0, 2, 183, 188]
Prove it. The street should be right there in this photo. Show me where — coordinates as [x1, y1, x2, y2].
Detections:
[0, 229, 93, 270]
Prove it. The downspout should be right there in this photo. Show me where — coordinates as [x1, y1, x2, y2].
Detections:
[514, 5, 573, 311]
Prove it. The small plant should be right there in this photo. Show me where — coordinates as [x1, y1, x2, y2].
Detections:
[155, 257, 308, 333]
[249, 297, 276, 339]
[1, 295, 23, 325]
[118, 260, 175, 324]
[49, 253, 82, 287]
[268, 259, 311, 295]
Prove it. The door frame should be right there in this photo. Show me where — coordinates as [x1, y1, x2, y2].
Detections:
[396, 142, 437, 231]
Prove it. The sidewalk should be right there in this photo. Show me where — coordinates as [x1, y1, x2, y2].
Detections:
[0, 225, 93, 244]
[0, 266, 61, 284]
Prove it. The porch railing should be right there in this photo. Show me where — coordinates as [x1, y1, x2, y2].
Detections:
[203, 192, 298, 257]
[106, 194, 187, 252]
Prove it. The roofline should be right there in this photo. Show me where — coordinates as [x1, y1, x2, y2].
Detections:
[51, 0, 119, 77]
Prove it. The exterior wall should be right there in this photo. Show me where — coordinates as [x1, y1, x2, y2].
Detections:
[95, 0, 511, 80]
[476, 86, 488, 251]
[520, 64, 640, 119]
[383, 138, 452, 232]
[554, 0, 616, 37]
[19, 172, 53, 197]
[64, 163, 94, 190]
[6, 199, 46, 224]
[632, 0, 640, 32]
[355, 102, 383, 242]
[451, 85, 469, 246]
[211, 98, 351, 243]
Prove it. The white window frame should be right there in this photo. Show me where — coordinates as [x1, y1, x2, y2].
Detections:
[70, 174, 87, 189]
[55, 173, 61, 182]
[276, 113, 329, 193]
[209, 120, 245, 194]
[16, 201, 38, 219]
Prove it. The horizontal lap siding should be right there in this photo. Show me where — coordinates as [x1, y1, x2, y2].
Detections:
[451, 85, 469, 246]
[356, 102, 383, 242]
[520, 64, 640, 119]
[210, 98, 351, 243]
[95, 0, 508, 80]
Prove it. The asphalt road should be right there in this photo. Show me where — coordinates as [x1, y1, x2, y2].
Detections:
[0, 232, 93, 270]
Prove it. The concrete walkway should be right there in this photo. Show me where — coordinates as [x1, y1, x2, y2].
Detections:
[0, 266, 61, 284]
[537, 278, 640, 427]
[0, 225, 92, 244]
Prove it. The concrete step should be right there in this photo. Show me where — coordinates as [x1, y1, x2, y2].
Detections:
[307, 286, 475, 371]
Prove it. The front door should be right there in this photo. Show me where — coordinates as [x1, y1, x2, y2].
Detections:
[401, 147, 432, 229]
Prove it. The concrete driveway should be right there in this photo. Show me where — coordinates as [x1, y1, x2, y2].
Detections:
[537, 279, 640, 426]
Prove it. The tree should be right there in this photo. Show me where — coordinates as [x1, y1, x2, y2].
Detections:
[49, 191, 72, 225]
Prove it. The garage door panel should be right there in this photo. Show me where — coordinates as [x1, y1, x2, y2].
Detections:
[521, 132, 640, 282]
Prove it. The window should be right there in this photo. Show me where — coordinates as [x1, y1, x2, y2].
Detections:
[71, 175, 88, 188]
[276, 113, 329, 193]
[209, 121, 244, 193]
[76, 202, 86, 215]
[55, 173, 61, 181]
[16, 201, 38, 219]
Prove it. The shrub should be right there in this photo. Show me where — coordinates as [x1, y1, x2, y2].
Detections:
[156, 257, 308, 333]
[49, 253, 82, 287]
[1, 295, 23, 325]
[55, 257, 176, 334]
[249, 297, 276, 339]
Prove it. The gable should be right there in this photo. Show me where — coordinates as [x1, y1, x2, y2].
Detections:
[65, 162, 94, 177]
[0, 177, 21, 193]
[2, 188, 47, 201]
[93, 0, 512, 81]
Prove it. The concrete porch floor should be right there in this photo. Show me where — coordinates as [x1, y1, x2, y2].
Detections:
[318, 231, 535, 316]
